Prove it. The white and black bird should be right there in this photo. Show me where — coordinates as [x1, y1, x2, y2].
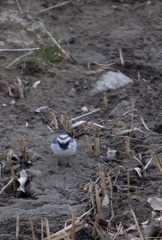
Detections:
[51, 133, 77, 167]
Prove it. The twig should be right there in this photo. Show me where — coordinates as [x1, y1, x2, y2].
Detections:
[43, 226, 83, 240]
[0, 48, 39, 52]
[0, 178, 14, 194]
[88, 61, 117, 70]
[86, 69, 103, 75]
[123, 109, 162, 135]
[143, 157, 152, 171]
[113, 223, 123, 240]
[130, 99, 135, 137]
[116, 127, 144, 135]
[132, 152, 143, 167]
[47, 125, 54, 133]
[130, 208, 144, 240]
[27, 0, 31, 12]
[72, 120, 86, 128]
[71, 108, 100, 121]
[43, 208, 93, 240]
[93, 122, 105, 129]
[15, 0, 22, 12]
[106, 133, 142, 141]
[138, 113, 162, 135]
[6, 51, 33, 69]
[38, 1, 72, 14]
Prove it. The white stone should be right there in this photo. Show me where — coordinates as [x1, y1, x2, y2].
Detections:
[91, 71, 132, 95]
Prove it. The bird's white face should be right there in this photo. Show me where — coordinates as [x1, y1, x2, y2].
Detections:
[57, 134, 71, 144]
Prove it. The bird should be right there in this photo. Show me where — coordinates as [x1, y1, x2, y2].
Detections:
[51, 133, 77, 167]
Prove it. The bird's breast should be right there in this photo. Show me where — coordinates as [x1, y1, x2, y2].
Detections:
[58, 140, 70, 150]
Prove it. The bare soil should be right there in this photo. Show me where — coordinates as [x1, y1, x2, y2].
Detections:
[0, 1, 162, 239]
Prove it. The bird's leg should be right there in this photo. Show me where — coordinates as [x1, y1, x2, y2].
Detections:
[66, 157, 71, 168]
[57, 158, 62, 166]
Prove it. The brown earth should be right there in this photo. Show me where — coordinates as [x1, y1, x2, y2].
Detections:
[0, 0, 162, 239]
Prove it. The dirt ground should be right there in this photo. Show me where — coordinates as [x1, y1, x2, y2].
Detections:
[0, 0, 162, 239]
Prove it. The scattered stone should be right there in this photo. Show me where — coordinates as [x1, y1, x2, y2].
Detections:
[81, 106, 88, 112]
[91, 71, 133, 95]
[10, 99, 16, 105]
[32, 80, 41, 89]
[0, 41, 5, 46]
[109, 100, 131, 117]
[69, 87, 76, 97]
[76, 50, 107, 66]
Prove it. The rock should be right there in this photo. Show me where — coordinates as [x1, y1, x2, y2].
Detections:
[76, 50, 107, 66]
[109, 100, 131, 117]
[91, 71, 133, 95]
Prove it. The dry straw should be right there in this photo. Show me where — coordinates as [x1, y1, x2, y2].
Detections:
[60, 112, 73, 132]
[119, 48, 124, 67]
[130, 99, 135, 137]
[19, 137, 27, 162]
[38, 1, 72, 14]
[102, 93, 107, 108]
[42, 208, 94, 240]
[107, 173, 113, 198]
[71, 208, 76, 240]
[99, 164, 106, 191]
[94, 137, 100, 156]
[127, 170, 130, 194]
[95, 185, 102, 219]
[0, 177, 14, 194]
[29, 218, 36, 240]
[86, 136, 93, 154]
[151, 152, 162, 175]
[7, 149, 16, 191]
[72, 108, 100, 122]
[135, 187, 140, 201]
[92, 214, 99, 236]
[51, 112, 58, 129]
[41, 218, 44, 240]
[16, 212, 20, 239]
[125, 136, 130, 155]
[88, 181, 95, 209]
[130, 208, 144, 240]
[45, 218, 51, 240]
